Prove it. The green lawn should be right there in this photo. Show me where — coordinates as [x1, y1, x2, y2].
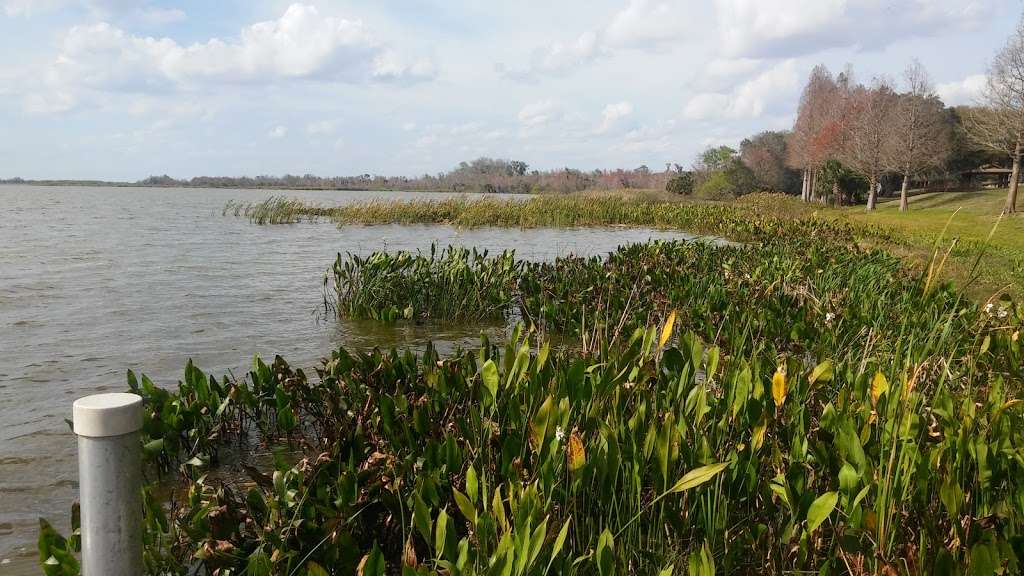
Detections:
[839, 188, 1023, 299]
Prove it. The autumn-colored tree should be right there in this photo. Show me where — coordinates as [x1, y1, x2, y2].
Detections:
[885, 62, 952, 211]
[787, 66, 837, 202]
[841, 79, 898, 210]
[787, 65, 855, 204]
[741, 131, 800, 193]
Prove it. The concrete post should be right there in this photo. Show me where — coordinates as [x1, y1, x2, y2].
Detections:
[73, 393, 144, 576]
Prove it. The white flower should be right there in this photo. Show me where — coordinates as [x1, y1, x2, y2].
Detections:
[825, 312, 835, 325]
[555, 426, 566, 442]
[986, 303, 994, 316]
[998, 306, 1009, 319]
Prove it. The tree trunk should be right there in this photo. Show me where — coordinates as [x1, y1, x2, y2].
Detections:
[801, 170, 809, 202]
[832, 181, 840, 207]
[867, 176, 877, 211]
[899, 173, 910, 212]
[1007, 140, 1020, 214]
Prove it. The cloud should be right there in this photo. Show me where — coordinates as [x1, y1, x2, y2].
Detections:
[21, 3, 433, 112]
[936, 74, 987, 106]
[306, 120, 338, 135]
[684, 59, 799, 120]
[502, 0, 688, 79]
[597, 101, 634, 133]
[268, 125, 288, 138]
[518, 99, 562, 127]
[715, 0, 994, 58]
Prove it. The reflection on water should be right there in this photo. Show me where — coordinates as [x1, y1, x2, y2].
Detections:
[0, 185, 716, 572]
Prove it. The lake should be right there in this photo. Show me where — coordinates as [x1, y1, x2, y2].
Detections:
[0, 185, 709, 572]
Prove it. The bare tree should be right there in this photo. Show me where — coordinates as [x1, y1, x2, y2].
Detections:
[841, 79, 898, 210]
[965, 18, 1024, 213]
[886, 61, 952, 211]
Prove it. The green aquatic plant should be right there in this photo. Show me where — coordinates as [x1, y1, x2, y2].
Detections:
[332, 244, 522, 323]
[40, 320, 1024, 575]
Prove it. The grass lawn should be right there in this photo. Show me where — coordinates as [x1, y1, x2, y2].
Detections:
[831, 188, 1022, 300]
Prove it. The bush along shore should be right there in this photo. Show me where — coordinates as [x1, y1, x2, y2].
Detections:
[39, 227, 1024, 575]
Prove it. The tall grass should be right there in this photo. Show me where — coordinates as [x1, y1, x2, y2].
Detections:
[230, 193, 897, 244]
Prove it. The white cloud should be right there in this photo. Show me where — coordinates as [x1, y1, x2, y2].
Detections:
[936, 74, 987, 106]
[268, 125, 288, 138]
[518, 99, 562, 127]
[715, 0, 994, 58]
[306, 120, 338, 135]
[23, 3, 433, 112]
[684, 59, 799, 120]
[598, 101, 634, 133]
[503, 0, 689, 79]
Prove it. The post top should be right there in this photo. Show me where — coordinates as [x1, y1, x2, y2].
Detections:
[73, 393, 143, 438]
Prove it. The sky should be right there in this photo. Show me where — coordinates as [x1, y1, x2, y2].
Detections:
[0, 0, 1020, 180]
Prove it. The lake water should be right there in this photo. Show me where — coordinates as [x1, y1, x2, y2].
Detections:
[0, 185, 708, 572]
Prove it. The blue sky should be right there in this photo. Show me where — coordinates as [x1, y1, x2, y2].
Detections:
[0, 0, 1018, 180]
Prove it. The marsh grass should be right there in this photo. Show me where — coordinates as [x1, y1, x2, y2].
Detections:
[231, 191, 1023, 297]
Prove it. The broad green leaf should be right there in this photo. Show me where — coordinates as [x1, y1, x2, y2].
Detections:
[669, 461, 729, 494]
[596, 529, 615, 576]
[453, 489, 477, 526]
[435, 509, 449, 558]
[806, 491, 838, 533]
[481, 360, 499, 403]
[466, 464, 479, 505]
[870, 372, 889, 407]
[809, 360, 833, 384]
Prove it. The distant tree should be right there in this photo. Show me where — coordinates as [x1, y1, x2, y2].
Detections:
[841, 79, 898, 210]
[885, 62, 952, 211]
[947, 106, 1007, 175]
[965, 17, 1024, 213]
[698, 146, 737, 172]
[666, 172, 695, 195]
[507, 160, 529, 177]
[740, 131, 800, 193]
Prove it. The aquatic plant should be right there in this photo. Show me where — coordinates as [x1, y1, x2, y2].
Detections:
[41, 319, 1024, 575]
[332, 245, 522, 322]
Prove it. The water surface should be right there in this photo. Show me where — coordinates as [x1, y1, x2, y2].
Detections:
[0, 185, 711, 572]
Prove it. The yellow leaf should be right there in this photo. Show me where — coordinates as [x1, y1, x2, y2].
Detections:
[771, 367, 787, 408]
[659, 310, 677, 349]
[567, 431, 586, 471]
[870, 372, 889, 407]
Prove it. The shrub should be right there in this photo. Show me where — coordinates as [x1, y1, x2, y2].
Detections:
[665, 172, 695, 195]
[695, 171, 736, 199]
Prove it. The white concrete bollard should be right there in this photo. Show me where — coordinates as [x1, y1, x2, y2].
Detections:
[73, 393, 144, 576]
